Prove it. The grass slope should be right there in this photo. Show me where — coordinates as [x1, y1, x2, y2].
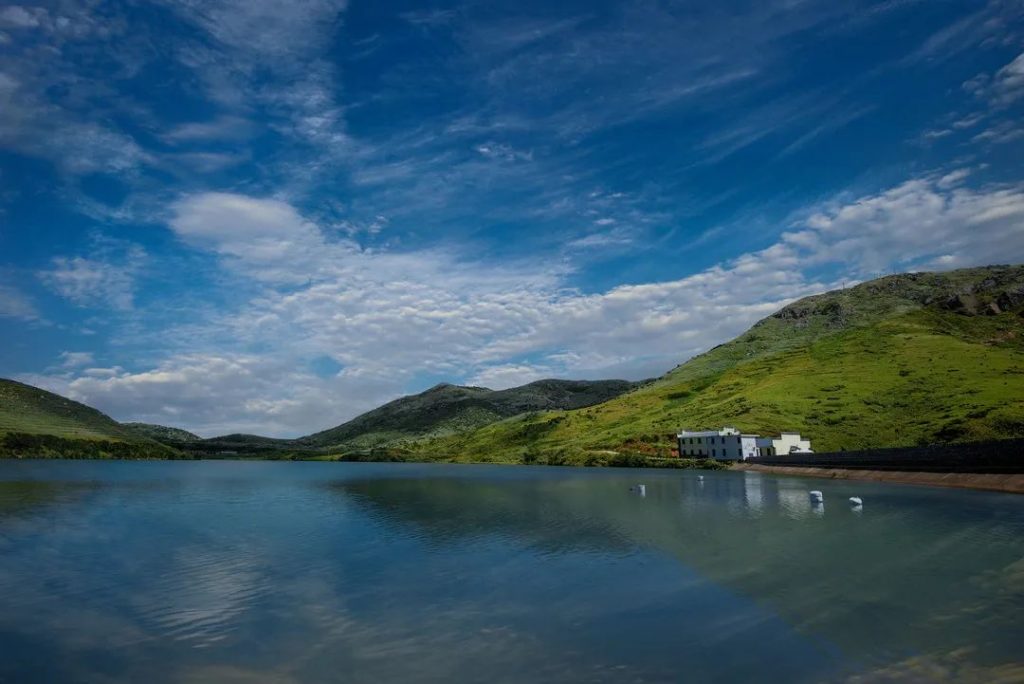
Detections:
[184, 433, 304, 457]
[123, 423, 201, 443]
[0, 379, 177, 458]
[301, 379, 638, 451]
[410, 265, 1024, 463]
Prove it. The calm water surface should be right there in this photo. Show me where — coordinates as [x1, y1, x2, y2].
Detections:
[0, 460, 1021, 683]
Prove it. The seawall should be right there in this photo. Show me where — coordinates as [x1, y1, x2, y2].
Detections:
[733, 439, 1024, 494]
[733, 463, 1024, 494]
[746, 438, 1024, 472]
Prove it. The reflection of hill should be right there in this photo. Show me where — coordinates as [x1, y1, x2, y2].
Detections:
[0, 480, 97, 519]
[337, 471, 1024, 669]
[338, 476, 636, 555]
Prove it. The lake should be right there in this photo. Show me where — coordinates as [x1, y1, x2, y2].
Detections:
[0, 460, 1021, 683]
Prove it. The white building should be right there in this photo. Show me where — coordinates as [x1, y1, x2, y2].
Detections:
[676, 426, 760, 461]
[678, 427, 812, 461]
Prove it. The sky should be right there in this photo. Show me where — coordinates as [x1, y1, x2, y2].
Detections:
[1, 0, 1023, 438]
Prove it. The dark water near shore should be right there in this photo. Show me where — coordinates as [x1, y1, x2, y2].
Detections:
[0, 460, 1021, 683]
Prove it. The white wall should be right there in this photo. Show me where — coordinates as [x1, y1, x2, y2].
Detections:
[677, 428, 744, 460]
[772, 433, 812, 454]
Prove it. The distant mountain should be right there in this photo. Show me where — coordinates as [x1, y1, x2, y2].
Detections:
[0, 379, 176, 458]
[412, 265, 1024, 463]
[123, 423, 201, 443]
[0, 376, 638, 458]
[5, 264, 1022, 464]
[187, 433, 301, 456]
[301, 379, 641, 451]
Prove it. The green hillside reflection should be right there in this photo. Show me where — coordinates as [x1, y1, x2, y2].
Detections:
[337, 470, 1024, 673]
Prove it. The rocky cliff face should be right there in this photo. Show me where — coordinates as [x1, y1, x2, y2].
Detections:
[771, 265, 1024, 329]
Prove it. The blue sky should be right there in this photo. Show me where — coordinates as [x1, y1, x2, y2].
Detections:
[1, 0, 1023, 437]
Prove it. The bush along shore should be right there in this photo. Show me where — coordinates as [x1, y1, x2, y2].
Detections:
[0, 432, 185, 460]
[298, 446, 729, 470]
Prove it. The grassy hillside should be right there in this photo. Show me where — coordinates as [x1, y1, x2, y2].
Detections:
[410, 265, 1024, 463]
[301, 379, 639, 451]
[5, 265, 1022, 464]
[0, 379, 178, 458]
[123, 423, 201, 443]
[1, 379, 143, 441]
[182, 433, 306, 458]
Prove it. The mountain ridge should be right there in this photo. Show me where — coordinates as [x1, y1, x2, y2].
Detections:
[0, 379, 178, 458]
[299, 378, 642, 451]
[407, 264, 1024, 463]
[3, 265, 1022, 462]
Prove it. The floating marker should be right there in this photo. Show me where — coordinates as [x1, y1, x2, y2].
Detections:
[849, 496, 863, 507]
[697, 475, 704, 482]
[635, 484, 646, 496]
[809, 490, 824, 503]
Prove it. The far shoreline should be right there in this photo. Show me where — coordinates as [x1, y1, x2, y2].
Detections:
[4, 451, 1024, 494]
[733, 462, 1024, 495]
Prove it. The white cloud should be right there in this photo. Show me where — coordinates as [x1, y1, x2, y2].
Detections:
[474, 142, 532, 162]
[169, 193, 333, 283]
[0, 283, 37, 320]
[465, 364, 551, 390]
[56, 351, 95, 369]
[167, 0, 347, 58]
[785, 177, 1024, 274]
[38, 244, 147, 311]
[963, 51, 1024, 108]
[0, 72, 150, 176]
[566, 226, 636, 250]
[973, 121, 1024, 145]
[170, 193, 315, 245]
[0, 6, 41, 29]
[162, 116, 256, 143]
[993, 52, 1024, 104]
[936, 168, 972, 188]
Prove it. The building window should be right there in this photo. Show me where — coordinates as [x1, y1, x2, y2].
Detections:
[712, 449, 716, 457]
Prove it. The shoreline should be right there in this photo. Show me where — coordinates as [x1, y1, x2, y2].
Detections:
[733, 463, 1024, 495]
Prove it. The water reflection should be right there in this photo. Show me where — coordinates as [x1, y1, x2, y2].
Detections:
[0, 461, 1020, 683]
[337, 469, 1024, 675]
[337, 476, 637, 554]
[0, 480, 97, 520]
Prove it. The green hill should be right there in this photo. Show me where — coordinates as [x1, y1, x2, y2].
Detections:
[5, 264, 1022, 464]
[123, 423, 201, 443]
[0, 379, 177, 458]
[409, 265, 1024, 464]
[301, 379, 640, 451]
[184, 433, 303, 457]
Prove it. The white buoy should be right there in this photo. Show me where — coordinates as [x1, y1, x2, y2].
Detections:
[637, 484, 646, 496]
[849, 496, 863, 507]
[697, 475, 704, 482]
[809, 490, 824, 504]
